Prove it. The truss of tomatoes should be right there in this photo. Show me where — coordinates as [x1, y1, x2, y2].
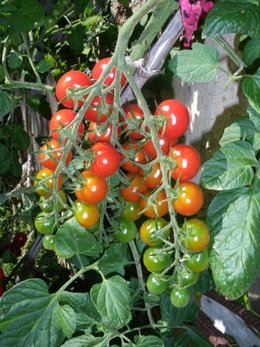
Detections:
[33, 56, 210, 309]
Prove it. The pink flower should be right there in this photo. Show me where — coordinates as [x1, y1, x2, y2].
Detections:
[179, 0, 214, 48]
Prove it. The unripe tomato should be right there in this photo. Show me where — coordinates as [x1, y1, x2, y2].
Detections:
[75, 170, 108, 204]
[39, 190, 67, 213]
[34, 212, 55, 234]
[154, 99, 190, 139]
[34, 168, 63, 197]
[170, 144, 201, 182]
[88, 142, 121, 177]
[139, 190, 168, 218]
[173, 181, 204, 216]
[175, 267, 200, 288]
[181, 219, 210, 252]
[115, 218, 137, 243]
[49, 109, 85, 141]
[140, 218, 170, 247]
[38, 139, 72, 170]
[143, 247, 172, 273]
[170, 287, 190, 308]
[184, 248, 209, 272]
[55, 70, 92, 108]
[92, 57, 127, 87]
[120, 174, 147, 203]
[122, 201, 142, 221]
[84, 93, 114, 123]
[123, 103, 144, 139]
[73, 200, 99, 228]
[146, 273, 168, 295]
[42, 235, 55, 250]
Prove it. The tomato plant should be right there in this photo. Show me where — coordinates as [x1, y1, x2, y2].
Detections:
[11, 232, 27, 249]
[42, 235, 55, 251]
[34, 212, 55, 234]
[123, 103, 144, 139]
[115, 218, 137, 243]
[184, 248, 209, 273]
[91, 57, 127, 87]
[175, 267, 200, 288]
[142, 163, 162, 189]
[39, 190, 67, 213]
[139, 190, 168, 218]
[38, 139, 72, 170]
[140, 218, 170, 247]
[120, 174, 147, 203]
[143, 247, 172, 273]
[181, 218, 210, 252]
[170, 287, 190, 308]
[121, 141, 146, 174]
[146, 273, 168, 295]
[87, 121, 119, 143]
[143, 134, 173, 160]
[173, 181, 204, 216]
[122, 201, 142, 221]
[84, 93, 114, 123]
[34, 168, 63, 197]
[73, 200, 99, 228]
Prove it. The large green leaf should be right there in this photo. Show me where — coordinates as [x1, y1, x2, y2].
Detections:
[173, 327, 212, 347]
[169, 43, 219, 82]
[90, 275, 131, 328]
[201, 141, 257, 190]
[203, 2, 260, 38]
[134, 335, 164, 347]
[54, 217, 101, 259]
[61, 334, 111, 347]
[242, 72, 260, 115]
[0, 279, 64, 347]
[53, 305, 76, 339]
[247, 104, 260, 131]
[0, 143, 10, 174]
[243, 38, 260, 66]
[0, 91, 14, 118]
[208, 181, 260, 299]
[98, 243, 128, 276]
[219, 117, 260, 150]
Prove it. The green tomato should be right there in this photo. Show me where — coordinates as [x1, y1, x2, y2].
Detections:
[140, 218, 170, 246]
[115, 218, 137, 243]
[34, 212, 55, 234]
[175, 267, 200, 288]
[143, 247, 171, 273]
[146, 273, 168, 295]
[42, 235, 55, 250]
[181, 218, 210, 252]
[170, 287, 190, 308]
[122, 201, 141, 221]
[184, 248, 209, 273]
[39, 190, 67, 213]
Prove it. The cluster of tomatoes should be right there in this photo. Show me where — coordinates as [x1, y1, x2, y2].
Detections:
[33, 56, 210, 308]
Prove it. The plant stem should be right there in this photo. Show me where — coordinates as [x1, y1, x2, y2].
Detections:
[21, 33, 42, 84]
[214, 36, 245, 71]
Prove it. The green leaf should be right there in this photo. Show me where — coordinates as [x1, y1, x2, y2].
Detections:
[61, 334, 110, 347]
[75, 0, 93, 15]
[203, 2, 260, 38]
[7, 50, 23, 69]
[98, 243, 128, 276]
[59, 292, 101, 330]
[169, 43, 219, 83]
[54, 217, 101, 259]
[0, 279, 64, 346]
[9, 151, 22, 178]
[219, 117, 260, 150]
[53, 304, 76, 339]
[201, 141, 257, 190]
[0, 143, 10, 174]
[209, 181, 260, 299]
[173, 327, 212, 347]
[243, 38, 260, 66]
[242, 72, 260, 114]
[90, 275, 131, 328]
[247, 104, 260, 131]
[134, 335, 164, 347]
[0, 91, 14, 118]
[36, 60, 51, 73]
[12, 126, 30, 150]
[67, 25, 85, 55]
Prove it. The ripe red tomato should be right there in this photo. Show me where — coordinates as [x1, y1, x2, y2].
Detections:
[84, 93, 114, 123]
[120, 174, 147, 203]
[170, 144, 201, 182]
[75, 170, 108, 204]
[87, 121, 120, 143]
[12, 232, 27, 248]
[0, 267, 4, 281]
[146, 273, 168, 295]
[139, 190, 168, 218]
[115, 218, 137, 243]
[184, 248, 209, 272]
[154, 99, 190, 139]
[92, 57, 127, 87]
[49, 109, 85, 141]
[170, 287, 190, 308]
[121, 141, 146, 174]
[122, 201, 142, 221]
[73, 200, 99, 228]
[123, 103, 144, 139]
[143, 135, 174, 160]
[89, 142, 121, 177]
[142, 163, 162, 189]
[173, 181, 204, 216]
[181, 219, 210, 252]
[140, 218, 170, 247]
[34, 168, 63, 197]
[143, 247, 172, 273]
[55, 70, 92, 108]
[38, 139, 72, 170]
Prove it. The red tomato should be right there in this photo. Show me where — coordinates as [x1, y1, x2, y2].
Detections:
[121, 141, 146, 174]
[139, 190, 168, 218]
[142, 135, 174, 160]
[173, 181, 204, 216]
[92, 57, 127, 87]
[87, 121, 120, 143]
[0, 284, 4, 296]
[123, 103, 144, 139]
[142, 163, 162, 189]
[84, 93, 114, 123]
[34, 168, 63, 197]
[89, 142, 121, 177]
[0, 267, 4, 281]
[49, 109, 85, 141]
[12, 232, 27, 248]
[154, 99, 190, 139]
[55, 70, 92, 108]
[120, 174, 147, 203]
[38, 139, 72, 170]
[75, 170, 108, 204]
[171, 144, 201, 182]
